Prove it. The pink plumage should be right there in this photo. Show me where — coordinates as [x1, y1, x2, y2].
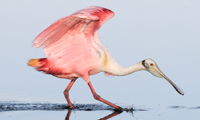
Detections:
[30, 6, 114, 81]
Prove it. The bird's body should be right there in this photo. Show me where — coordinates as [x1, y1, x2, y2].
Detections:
[29, 6, 125, 82]
[28, 6, 184, 111]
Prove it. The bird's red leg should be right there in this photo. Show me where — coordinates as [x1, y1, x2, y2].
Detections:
[87, 81, 123, 111]
[64, 78, 77, 109]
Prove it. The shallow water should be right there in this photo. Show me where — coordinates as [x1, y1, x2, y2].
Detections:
[0, 102, 200, 120]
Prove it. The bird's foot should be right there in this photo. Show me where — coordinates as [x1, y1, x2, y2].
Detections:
[68, 104, 75, 109]
[114, 107, 134, 112]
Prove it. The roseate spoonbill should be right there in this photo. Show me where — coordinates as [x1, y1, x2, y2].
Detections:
[28, 6, 184, 110]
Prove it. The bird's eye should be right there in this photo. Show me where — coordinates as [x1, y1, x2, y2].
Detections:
[150, 63, 154, 66]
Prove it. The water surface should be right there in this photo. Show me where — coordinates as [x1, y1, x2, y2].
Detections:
[0, 102, 200, 120]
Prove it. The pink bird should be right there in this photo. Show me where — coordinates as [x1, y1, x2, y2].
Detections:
[28, 6, 184, 111]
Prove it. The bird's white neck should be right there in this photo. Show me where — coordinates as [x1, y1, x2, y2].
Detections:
[105, 61, 146, 76]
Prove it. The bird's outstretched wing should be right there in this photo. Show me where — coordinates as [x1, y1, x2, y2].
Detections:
[32, 6, 114, 72]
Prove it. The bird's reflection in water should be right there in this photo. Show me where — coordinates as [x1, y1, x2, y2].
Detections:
[65, 110, 123, 120]
[98, 110, 123, 120]
[65, 110, 71, 120]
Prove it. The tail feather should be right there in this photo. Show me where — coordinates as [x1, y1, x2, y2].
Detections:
[27, 59, 41, 67]
[28, 58, 66, 76]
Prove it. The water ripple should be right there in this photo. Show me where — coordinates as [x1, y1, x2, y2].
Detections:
[169, 106, 200, 110]
[0, 102, 148, 112]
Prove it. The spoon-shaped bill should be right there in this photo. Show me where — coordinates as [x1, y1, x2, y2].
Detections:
[154, 67, 184, 95]
[165, 77, 184, 95]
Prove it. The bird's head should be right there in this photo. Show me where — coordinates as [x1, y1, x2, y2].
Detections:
[141, 58, 184, 95]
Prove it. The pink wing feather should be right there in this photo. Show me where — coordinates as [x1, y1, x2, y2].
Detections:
[32, 6, 114, 75]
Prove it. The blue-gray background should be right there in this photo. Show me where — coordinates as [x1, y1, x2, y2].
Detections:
[0, 0, 199, 119]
